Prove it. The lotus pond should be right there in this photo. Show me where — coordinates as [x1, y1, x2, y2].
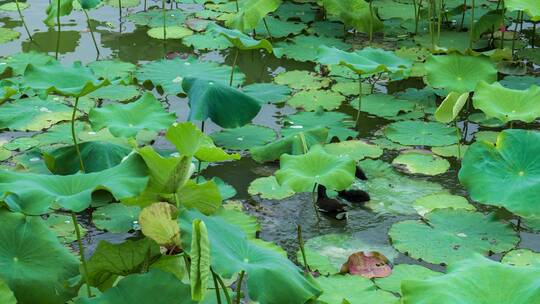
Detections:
[1, 0, 540, 303]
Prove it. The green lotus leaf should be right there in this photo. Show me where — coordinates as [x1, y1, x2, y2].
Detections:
[92, 203, 141, 233]
[225, 0, 282, 32]
[0, 28, 20, 44]
[374, 264, 443, 295]
[23, 62, 108, 97]
[0, 96, 74, 131]
[139, 202, 181, 247]
[275, 35, 350, 62]
[308, 20, 344, 38]
[299, 233, 398, 275]
[389, 209, 519, 265]
[136, 57, 245, 95]
[87, 84, 140, 101]
[44, 213, 86, 244]
[127, 9, 187, 27]
[104, 0, 139, 8]
[352, 93, 416, 118]
[318, 46, 412, 76]
[412, 193, 475, 216]
[324, 140, 382, 161]
[0, 2, 29, 11]
[190, 219, 210, 301]
[0, 210, 79, 304]
[321, 0, 383, 34]
[287, 89, 345, 111]
[500, 75, 540, 90]
[0, 85, 16, 102]
[275, 145, 356, 192]
[207, 23, 273, 53]
[177, 179, 222, 215]
[431, 144, 469, 159]
[425, 54, 497, 93]
[392, 150, 450, 176]
[0, 154, 148, 215]
[360, 159, 445, 214]
[77, 0, 100, 10]
[331, 78, 372, 96]
[316, 275, 399, 304]
[459, 129, 540, 219]
[282, 110, 357, 141]
[87, 60, 136, 81]
[502, 249, 540, 267]
[211, 177, 236, 200]
[401, 255, 540, 304]
[248, 176, 295, 200]
[43, 141, 132, 175]
[0, 278, 16, 304]
[147, 26, 194, 40]
[182, 31, 233, 50]
[275, 2, 315, 22]
[215, 204, 260, 238]
[179, 209, 322, 304]
[250, 127, 328, 163]
[211, 125, 277, 150]
[44, 0, 73, 26]
[89, 92, 175, 138]
[80, 269, 195, 304]
[254, 16, 306, 38]
[274, 70, 331, 90]
[505, 0, 540, 21]
[435, 91, 469, 123]
[243, 83, 291, 104]
[182, 77, 261, 128]
[385, 120, 458, 147]
[473, 81, 540, 123]
[0, 52, 55, 76]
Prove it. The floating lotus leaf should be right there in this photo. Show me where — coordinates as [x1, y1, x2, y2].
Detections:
[275, 35, 350, 62]
[254, 16, 306, 38]
[299, 233, 398, 275]
[0, 96, 73, 131]
[87, 84, 140, 101]
[275, 1, 315, 22]
[182, 31, 232, 50]
[179, 209, 322, 304]
[468, 112, 506, 127]
[0, 85, 16, 102]
[473, 81, 540, 123]
[182, 77, 261, 128]
[0, 210, 79, 304]
[250, 127, 328, 163]
[207, 23, 273, 53]
[287, 89, 345, 111]
[321, 0, 383, 34]
[127, 9, 187, 27]
[211, 125, 276, 150]
[401, 255, 540, 304]
[44, 213, 86, 244]
[87, 60, 136, 81]
[243, 83, 291, 104]
[23, 62, 108, 97]
[275, 145, 356, 192]
[500, 75, 540, 90]
[374, 264, 442, 295]
[308, 21, 345, 38]
[389, 209, 519, 265]
[0, 154, 148, 215]
[353, 93, 416, 118]
[505, 0, 540, 21]
[282, 110, 357, 141]
[225, 0, 282, 32]
[385, 120, 458, 147]
[331, 78, 372, 96]
[248, 176, 295, 200]
[425, 54, 497, 93]
[459, 129, 540, 219]
[0, 2, 29, 11]
[89, 92, 175, 138]
[0, 52, 55, 75]
[104, 0, 139, 7]
[147, 26, 194, 40]
[412, 194, 475, 216]
[392, 150, 450, 176]
[435, 91, 469, 123]
[0, 28, 19, 44]
[502, 249, 540, 267]
[315, 275, 398, 304]
[274, 70, 331, 90]
[324, 140, 382, 161]
[92, 203, 141, 233]
[136, 57, 244, 95]
[431, 144, 469, 159]
[139, 202, 181, 247]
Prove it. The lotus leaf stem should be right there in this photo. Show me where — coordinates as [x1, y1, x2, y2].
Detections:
[459, 0, 467, 30]
[83, 9, 100, 57]
[162, 0, 167, 40]
[415, 0, 423, 34]
[229, 49, 239, 87]
[211, 270, 222, 304]
[468, 0, 475, 49]
[297, 224, 311, 272]
[454, 121, 461, 159]
[118, 0, 122, 21]
[144, 0, 147, 11]
[234, 0, 239, 12]
[428, 0, 435, 49]
[369, 0, 374, 42]
[262, 17, 273, 42]
[214, 270, 232, 304]
[312, 183, 321, 221]
[356, 74, 362, 128]
[533, 23, 537, 48]
[55, 0, 61, 59]
[71, 97, 85, 172]
[499, 1, 505, 49]
[511, 11, 522, 58]
[14, 0, 32, 42]
[413, 0, 418, 34]
[71, 213, 92, 298]
[437, 0, 443, 43]
[299, 132, 308, 154]
[235, 271, 245, 304]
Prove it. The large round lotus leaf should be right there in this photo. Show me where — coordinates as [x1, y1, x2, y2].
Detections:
[360, 159, 445, 214]
[412, 193, 475, 216]
[434, 91, 469, 123]
[425, 54, 497, 93]
[79, 269, 195, 304]
[255, 16, 306, 38]
[316, 275, 399, 304]
[431, 144, 469, 159]
[374, 264, 442, 295]
[250, 127, 328, 163]
[182, 31, 232, 50]
[505, 0, 540, 21]
[0, 96, 73, 131]
[208, 23, 273, 53]
[248, 176, 295, 200]
[459, 129, 540, 219]
[136, 57, 245, 95]
[473, 81, 540, 123]
[392, 150, 450, 176]
[401, 255, 540, 304]
[179, 209, 322, 304]
[87, 60, 136, 81]
[0, 52, 55, 76]
[353, 93, 416, 118]
[282, 110, 357, 141]
[502, 249, 540, 267]
[0, 2, 29, 11]
[92, 203, 141, 233]
[182, 77, 261, 129]
[318, 46, 412, 77]
[87, 84, 140, 102]
[44, 213, 87, 244]
[299, 233, 398, 275]
[89, 92, 176, 138]
[322, 0, 383, 34]
[389, 209, 519, 265]
[23, 62, 108, 97]
[215, 205, 261, 239]
[0, 154, 148, 215]
[147, 26, 194, 40]
[225, 0, 282, 32]
[275, 145, 356, 192]
[308, 21, 344, 38]
[0, 210, 79, 304]
[275, 2, 315, 22]
[274, 35, 350, 62]
[384, 120, 458, 147]
[127, 9, 187, 27]
[243, 83, 291, 104]
[210, 125, 276, 150]
[324, 140, 382, 161]
[274, 70, 331, 90]
[0, 28, 19, 44]
[287, 89, 345, 111]
[500, 75, 540, 90]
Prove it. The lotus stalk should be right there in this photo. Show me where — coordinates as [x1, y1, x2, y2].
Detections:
[83, 9, 100, 57]
[460, 0, 467, 30]
[144, 0, 147, 11]
[369, 0, 374, 42]
[71, 97, 86, 172]
[55, 0, 61, 59]
[262, 17, 273, 42]
[356, 74, 363, 128]
[437, 0, 444, 43]
[533, 22, 537, 48]
[162, 0, 167, 40]
[468, 0, 475, 49]
[234, 0, 239, 12]
[428, 0, 435, 49]
[213, 270, 232, 304]
[511, 11, 522, 57]
[211, 270, 222, 304]
[454, 121, 462, 159]
[235, 270, 245, 304]
[297, 224, 311, 272]
[229, 49, 239, 86]
[14, 0, 32, 42]
[71, 213, 92, 297]
[118, 0, 122, 21]
[311, 183, 321, 221]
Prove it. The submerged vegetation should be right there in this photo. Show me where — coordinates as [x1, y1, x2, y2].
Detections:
[0, 0, 539, 303]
